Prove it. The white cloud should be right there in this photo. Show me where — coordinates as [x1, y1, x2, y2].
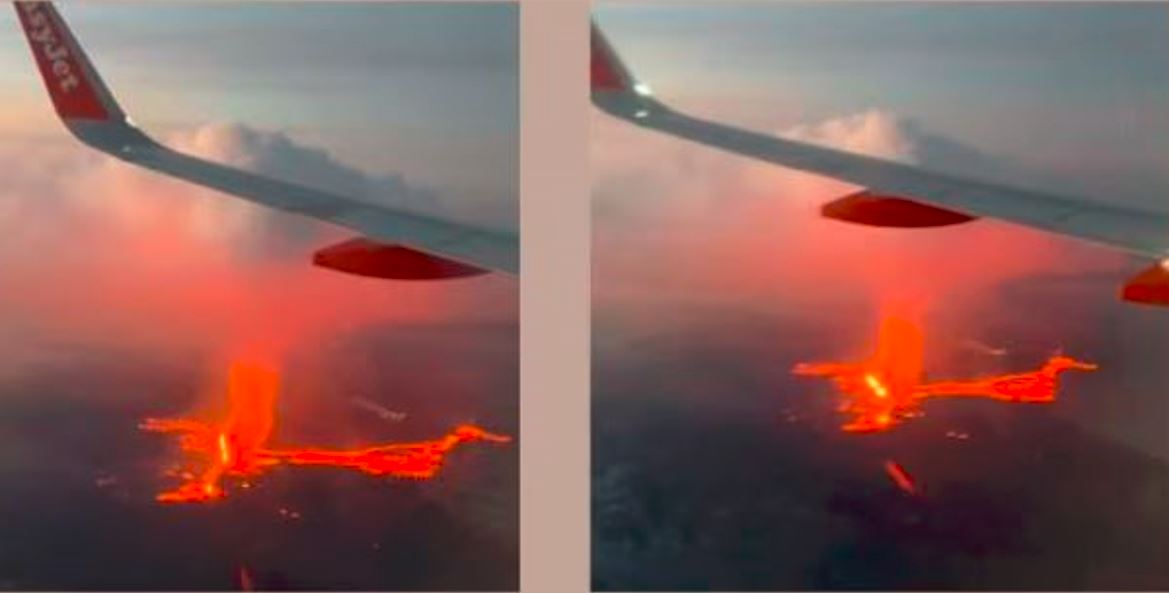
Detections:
[781, 109, 918, 163]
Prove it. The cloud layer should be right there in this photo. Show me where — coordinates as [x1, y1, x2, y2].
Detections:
[0, 123, 516, 365]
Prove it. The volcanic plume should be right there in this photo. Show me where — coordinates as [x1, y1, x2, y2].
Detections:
[793, 312, 1097, 433]
[141, 360, 511, 504]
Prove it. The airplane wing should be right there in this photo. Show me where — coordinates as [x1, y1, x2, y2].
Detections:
[591, 22, 1169, 306]
[14, 1, 517, 279]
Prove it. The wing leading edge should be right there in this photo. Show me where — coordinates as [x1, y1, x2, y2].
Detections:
[15, 1, 517, 277]
[591, 21, 1169, 306]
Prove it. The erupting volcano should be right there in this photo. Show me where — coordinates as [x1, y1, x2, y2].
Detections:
[140, 361, 511, 503]
[793, 314, 1097, 433]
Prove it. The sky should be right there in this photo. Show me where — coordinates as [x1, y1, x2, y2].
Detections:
[0, 2, 519, 226]
[593, 3, 1169, 590]
[0, 3, 517, 589]
[596, 2, 1169, 207]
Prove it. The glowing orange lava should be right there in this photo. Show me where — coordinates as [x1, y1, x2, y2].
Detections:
[793, 314, 1097, 433]
[141, 361, 511, 503]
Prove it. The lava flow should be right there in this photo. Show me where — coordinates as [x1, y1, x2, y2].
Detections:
[140, 361, 511, 503]
[883, 460, 918, 495]
[793, 314, 1097, 433]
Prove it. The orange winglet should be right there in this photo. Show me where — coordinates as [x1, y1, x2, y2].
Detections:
[14, 2, 110, 121]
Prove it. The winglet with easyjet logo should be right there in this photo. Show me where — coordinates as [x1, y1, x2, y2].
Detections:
[591, 21, 635, 93]
[14, 1, 125, 123]
[590, 20, 667, 122]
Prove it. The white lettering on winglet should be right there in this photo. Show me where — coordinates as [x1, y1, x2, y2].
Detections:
[22, 3, 81, 93]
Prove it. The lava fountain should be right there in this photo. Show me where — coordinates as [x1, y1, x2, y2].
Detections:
[793, 313, 1097, 433]
[141, 361, 511, 503]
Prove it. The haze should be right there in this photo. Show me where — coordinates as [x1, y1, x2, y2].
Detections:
[0, 3, 517, 590]
[593, 4, 1168, 590]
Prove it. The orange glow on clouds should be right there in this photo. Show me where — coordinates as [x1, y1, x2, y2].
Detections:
[0, 128, 515, 368]
[141, 360, 511, 504]
[793, 310, 1097, 433]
